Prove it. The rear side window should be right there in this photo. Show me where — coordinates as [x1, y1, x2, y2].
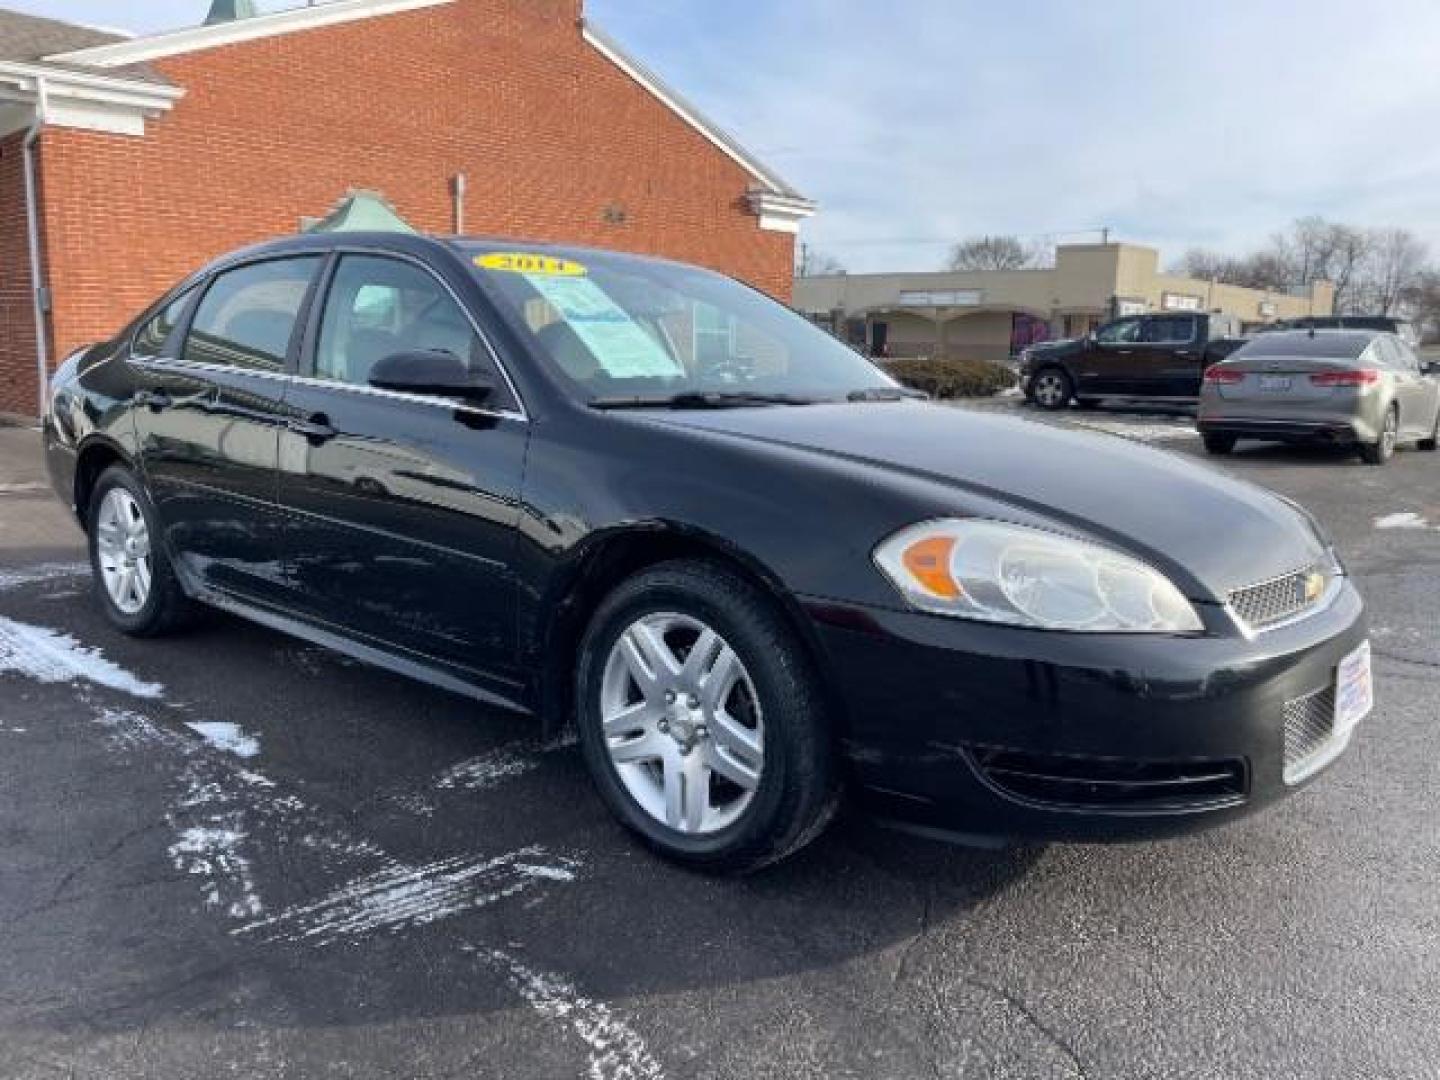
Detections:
[183, 257, 321, 372]
[133, 288, 196, 358]
[1141, 316, 1194, 344]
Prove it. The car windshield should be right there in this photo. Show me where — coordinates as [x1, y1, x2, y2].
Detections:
[468, 247, 898, 404]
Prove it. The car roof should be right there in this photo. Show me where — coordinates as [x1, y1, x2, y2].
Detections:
[214, 232, 700, 276]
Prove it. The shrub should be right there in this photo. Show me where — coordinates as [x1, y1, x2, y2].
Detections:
[884, 357, 1016, 399]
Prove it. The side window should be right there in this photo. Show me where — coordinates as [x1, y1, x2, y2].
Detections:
[1140, 316, 1194, 344]
[183, 258, 320, 372]
[1096, 318, 1140, 344]
[133, 287, 196, 358]
[314, 255, 513, 409]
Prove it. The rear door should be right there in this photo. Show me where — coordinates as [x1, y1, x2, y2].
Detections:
[132, 255, 322, 605]
[276, 251, 529, 696]
[1133, 314, 1202, 396]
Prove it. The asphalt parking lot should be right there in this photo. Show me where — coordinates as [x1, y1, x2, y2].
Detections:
[3, 403, 1439, 1080]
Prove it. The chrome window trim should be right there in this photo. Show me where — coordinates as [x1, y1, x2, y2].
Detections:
[127, 354, 528, 424]
[126, 245, 531, 424]
[312, 248, 530, 421]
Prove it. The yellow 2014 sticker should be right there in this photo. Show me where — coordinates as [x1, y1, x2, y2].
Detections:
[475, 252, 587, 276]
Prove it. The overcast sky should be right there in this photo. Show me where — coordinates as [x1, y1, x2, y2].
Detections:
[15, 0, 1440, 271]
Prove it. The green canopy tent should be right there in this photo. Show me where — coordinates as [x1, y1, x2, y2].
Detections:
[305, 192, 417, 235]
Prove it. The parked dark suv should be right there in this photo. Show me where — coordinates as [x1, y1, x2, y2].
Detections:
[1020, 312, 1246, 409]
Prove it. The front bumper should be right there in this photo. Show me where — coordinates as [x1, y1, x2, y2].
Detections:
[803, 579, 1367, 843]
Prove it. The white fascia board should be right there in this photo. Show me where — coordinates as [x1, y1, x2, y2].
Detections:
[748, 191, 816, 234]
[582, 21, 802, 201]
[0, 62, 183, 137]
[48, 0, 456, 68]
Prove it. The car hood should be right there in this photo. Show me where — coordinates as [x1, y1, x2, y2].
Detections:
[638, 402, 1326, 599]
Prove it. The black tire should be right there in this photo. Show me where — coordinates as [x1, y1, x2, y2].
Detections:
[1202, 433, 1237, 456]
[87, 464, 194, 637]
[576, 559, 839, 873]
[1359, 406, 1399, 466]
[1418, 408, 1439, 452]
[1030, 367, 1073, 411]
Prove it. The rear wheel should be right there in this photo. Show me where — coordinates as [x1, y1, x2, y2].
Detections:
[1418, 407, 1439, 452]
[1202, 433, 1236, 456]
[576, 560, 839, 873]
[1359, 405, 1399, 466]
[1030, 368, 1073, 410]
[87, 465, 194, 636]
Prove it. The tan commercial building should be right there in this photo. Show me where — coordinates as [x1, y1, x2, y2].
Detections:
[794, 242, 1335, 364]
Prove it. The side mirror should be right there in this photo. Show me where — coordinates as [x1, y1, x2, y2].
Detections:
[368, 350, 494, 403]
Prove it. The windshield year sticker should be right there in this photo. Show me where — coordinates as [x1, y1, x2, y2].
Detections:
[475, 252, 587, 277]
[524, 274, 684, 379]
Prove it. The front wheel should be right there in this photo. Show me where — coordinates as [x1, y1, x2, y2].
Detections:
[1359, 406, 1399, 466]
[1030, 368, 1073, 410]
[576, 560, 839, 873]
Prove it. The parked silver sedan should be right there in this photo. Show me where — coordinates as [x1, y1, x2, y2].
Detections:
[1197, 329, 1440, 465]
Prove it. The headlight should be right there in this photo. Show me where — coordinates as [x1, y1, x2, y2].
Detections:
[873, 519, 1203, 633]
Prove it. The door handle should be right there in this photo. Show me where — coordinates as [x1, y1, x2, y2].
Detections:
[288, 413, 337, 443]
[133, 389, 172, 411]
[1116, 349, 1133, 355]
[1175, 350, 1194, 357]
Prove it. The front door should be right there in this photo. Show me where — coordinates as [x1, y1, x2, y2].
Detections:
[132, 255, 322, 606]
[277, 253, 529, 695]
[1080, 316, 1143, 395]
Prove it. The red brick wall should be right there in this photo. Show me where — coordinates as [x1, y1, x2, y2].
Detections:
[0, 132, 43, 416]
[8, 0, 795, 414]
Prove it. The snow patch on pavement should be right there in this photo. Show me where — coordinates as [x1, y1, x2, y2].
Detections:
[480, 948, 666, 1080]
[0, 561, 89, 591]
[168, 822, 262, 919]
[436, 744, 538, 791]
[186, 721, 261, 759]
[0, 617, 162, 698]
[236, 847, 582, 945]
[1375, 512, 1433, 530]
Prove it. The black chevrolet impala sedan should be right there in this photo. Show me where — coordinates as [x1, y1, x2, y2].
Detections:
[42, 232, 1372, 871]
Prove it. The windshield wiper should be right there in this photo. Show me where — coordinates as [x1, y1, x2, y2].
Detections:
[846, 386, 929, 402]
[589, 391, 817, 410]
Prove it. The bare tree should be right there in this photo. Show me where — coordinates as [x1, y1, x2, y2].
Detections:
[1363, 228, 1427, 315]
[795, 246, 846, 278]
[947, 235, 1041, 272]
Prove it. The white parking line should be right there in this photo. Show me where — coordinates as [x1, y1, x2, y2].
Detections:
[479, 948, 666, 1080]
[435, 744, 539, 791]
[235, 847, 582, 945]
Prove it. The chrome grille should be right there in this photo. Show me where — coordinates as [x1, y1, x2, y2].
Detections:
[1229, 566, 1325, 631]
[1283, 684, 1336, 784]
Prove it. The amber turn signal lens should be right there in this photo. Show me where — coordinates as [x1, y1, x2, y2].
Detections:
[901, 536, 961, 599]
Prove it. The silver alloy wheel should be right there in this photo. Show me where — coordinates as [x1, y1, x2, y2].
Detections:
[1382, 408, 1398, 456]
[599, 612, 764, 835]
[1033, 371, 1067, 408]
[96, 487, 152, 615]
